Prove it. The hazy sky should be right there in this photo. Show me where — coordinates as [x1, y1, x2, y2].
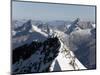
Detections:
[12, 1, 96, 21]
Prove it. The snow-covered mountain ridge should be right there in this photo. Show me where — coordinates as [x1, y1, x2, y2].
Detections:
[12, 19, 96, 74]
[12, 37, 60, 74]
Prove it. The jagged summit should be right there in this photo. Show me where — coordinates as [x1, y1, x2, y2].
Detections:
[12, 20, 48, 49]
[12, 19, 96, 74]
[65, 18, 80, 34]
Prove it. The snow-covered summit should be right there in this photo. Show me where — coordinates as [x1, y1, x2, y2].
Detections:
[12, 20, 48, 49]
[12, 19, 96, 74]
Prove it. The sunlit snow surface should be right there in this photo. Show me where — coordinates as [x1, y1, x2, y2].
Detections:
[50, 32, 86, 71]
[12, 19, 96, 74]
[32, 25, 48, 37]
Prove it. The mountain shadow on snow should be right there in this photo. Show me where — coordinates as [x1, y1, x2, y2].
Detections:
[12, 37, 60, 74]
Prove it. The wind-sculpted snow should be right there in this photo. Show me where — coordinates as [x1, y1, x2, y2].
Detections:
[12, 37, 60, 74]
[50, 31, 86, 71]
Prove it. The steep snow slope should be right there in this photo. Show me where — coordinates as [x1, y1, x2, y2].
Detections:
[12, 26, 87, 74]
[12, 20, 48, 49]
[50, 31, 86, 71]
[31, 25, 48, 37]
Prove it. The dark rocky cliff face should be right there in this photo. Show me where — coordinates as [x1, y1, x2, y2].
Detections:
[12, 37, 60, 74]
